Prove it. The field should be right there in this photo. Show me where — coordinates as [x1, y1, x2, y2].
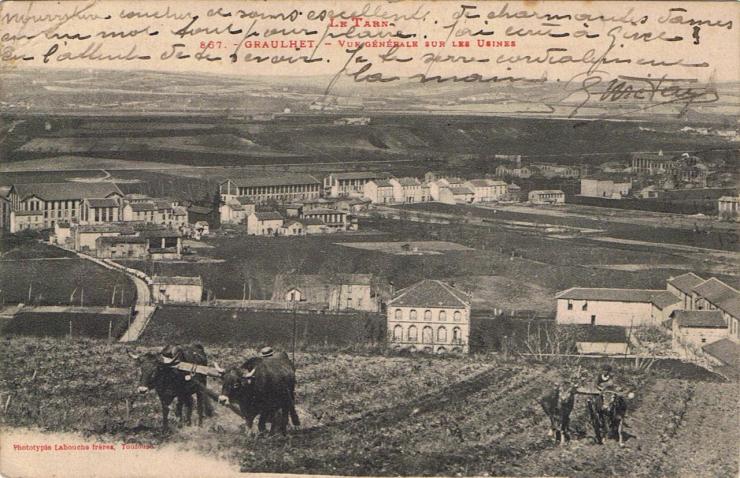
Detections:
[0, 237, 136, 307]
[0, 337, 736, 477]
[138, 306, 385, 349]
[337, 241, 474, 255]
[2, 312, 130, 340]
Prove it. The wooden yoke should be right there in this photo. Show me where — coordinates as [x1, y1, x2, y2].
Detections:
[171, 360, 224, 378]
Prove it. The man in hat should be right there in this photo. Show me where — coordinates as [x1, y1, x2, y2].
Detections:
[260, 346, 274, 358]
[595, 364, 615, 393]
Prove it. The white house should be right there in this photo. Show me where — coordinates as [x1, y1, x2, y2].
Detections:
[671, 310, 728, 357]
[280, 219, 305, 236]
[464, 179, 508, 202]
[324, 171, 391, 197]
[247, 211, 283, 236]
[364, 179, 395, 204]
[390, 177, 429, 204]
[220, 197, 255, 224]
[555, 288, 680, 327]
[387, 280, 472, 354]
[151, 276, 203, 304]
[529, 190, 565, 204]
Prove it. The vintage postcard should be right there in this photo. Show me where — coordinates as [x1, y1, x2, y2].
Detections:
[0, 1, 738, 477]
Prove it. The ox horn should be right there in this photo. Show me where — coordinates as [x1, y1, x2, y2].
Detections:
[160, 355, 175, 365]
[242, 368, 256, 379]
[127, 350, 140, 360]
[213, 362, 225, 374]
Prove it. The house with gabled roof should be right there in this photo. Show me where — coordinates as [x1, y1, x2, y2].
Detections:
[247, 211, 283, 236]
[667, 272, 706, 310]
[555, 287, 680, 327]
[671, 310, 728, 357]
[690, 277, 740, 342]
[387, 280, 472, 354]
[364, 179, 395, 204]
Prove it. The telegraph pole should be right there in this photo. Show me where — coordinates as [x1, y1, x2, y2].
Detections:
[292, 302, 297, 364]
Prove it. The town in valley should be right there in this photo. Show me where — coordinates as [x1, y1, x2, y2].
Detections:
[0, 67, 738, 477]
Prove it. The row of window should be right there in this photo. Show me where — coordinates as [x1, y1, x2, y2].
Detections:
[391, 325, 463, 344]
[236, 185, 320, 195]
[393, 308, 463, 322]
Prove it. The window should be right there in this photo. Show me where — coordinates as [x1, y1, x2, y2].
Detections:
[422, 326, 433, 344]
[453, 311, 462, 322]
[393, 325, 403, 342]
[394, 309, 402, 320]
[437, 326, 447, 343]
[567, 300, 573, 310]
[701, 338, 707, 343]
[409, 309, 417, 320]
[439, 310, 447, 321]
[408, 325, 418, 341]
[424, 310, 432, 321]
[590, 315, 596, 325]
[582, 301, 588, 311]
[452, 327, 461, 344]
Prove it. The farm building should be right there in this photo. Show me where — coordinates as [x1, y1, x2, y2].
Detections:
[280, 219, 305, 236]
[505, 183, 522, 202]
[528, 190, 565, 205]
[121, 198, 186, 228]
[324, 171, 391, 198]
[272, 273, 386, 312]
[689, 277, 740, 342]
[718, 195, 740, 221]
[364, 179, 395, 204]
[555, 288, 680, 327]
[580, 177, 632, 199]
[667, 272, 706, 310]
[387, 279, 472, 354]
[7, 182, 123, 232]
[51, 221, 72, 246]
[570, 325, 629, 355]
[219, 175, 321, 205]
[151, 276, 203, 304]
[138, 227, 183, 260]
[220, 196, 255, 225]
[247, 211, 283, 236]
[671, 310, 728, 357]
[302, 217, 327, 234]
[96, 236, 148, 259]
[701, 338, 740, 372]
[187, 205, 215, 226]
[72, 223, 136, 252]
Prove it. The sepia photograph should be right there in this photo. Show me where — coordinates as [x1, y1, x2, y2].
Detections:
[0, 1, 738, 477]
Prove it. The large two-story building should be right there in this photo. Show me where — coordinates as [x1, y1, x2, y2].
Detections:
[7, 182, 123, 232]
[387, 280, 472, 354]
[555, 288, 680, 327]
[219, 175, 321, 205]
[324, 171, 391, 198]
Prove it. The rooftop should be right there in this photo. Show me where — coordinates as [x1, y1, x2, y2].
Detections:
[556, 288, 680, 309]
[333, 171, 389, 180]
[222, 174, 319, 188]
[672, 310, 727, 328]
[702, 338, 740, 368]
[389, 280, 470, 309]
[97, 236, 148, 245]
[530, 190, 565, 195]
[668, 272, 705, 295]
[372, 179, 394, 188]
[692, 278, 740, 318]
[253, 211, 283, 221]
[12, 182, 123, 202]
[449, 186, 474, 195]
[276, 273, 373, 288]
[151, 276, 203, 286]
[76, 224, 135, 234]
[187, 205, 212, 215]
[396, 177, 420, 186]
[303, 208, 347, 216]
[85, 198, 119, 208]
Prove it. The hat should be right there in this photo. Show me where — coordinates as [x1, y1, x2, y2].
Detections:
[260, 347, 274, 358]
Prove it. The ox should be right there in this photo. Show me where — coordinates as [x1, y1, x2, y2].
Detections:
[129, 344, 214, 433]
[587, 390, 629, 446]
[539, 383, 576, 445]
[217, 351, 299, 435]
